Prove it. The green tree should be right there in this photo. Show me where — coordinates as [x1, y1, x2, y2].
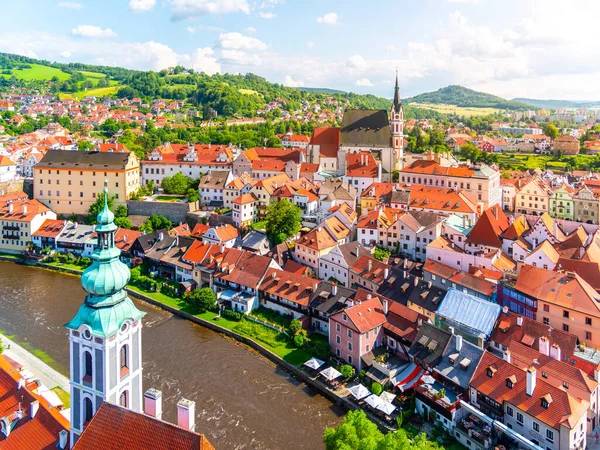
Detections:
[114, 217, 132, 229]
[544, 123, 559, 140]
[115, 204, 128, 218]
[77, 140, 95, 151]
[340, 364, 355, 379]
[187, 287, 217, 312]
[87, 192, 114, 224]
[293, 329, 308, 348]
[370, 382, 383, 395]
[186, 188, 200, 203]
[140, 214, 173, 233]
[289, 319, 302, 334]
[162, 172, 192, 195]
[265, 199, 302, 242]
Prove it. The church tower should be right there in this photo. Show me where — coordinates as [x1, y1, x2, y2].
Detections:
[65, 187, 145, 446]
[390, 70, 405, 170]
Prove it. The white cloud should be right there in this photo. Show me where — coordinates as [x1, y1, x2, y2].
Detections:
[258, 12, 276, 19]
[187, 24, 226, 33]
[129, 0, 156, 12]
[306, 41, 314, 48]
[71, 25, 117, 38]
[244, 26, 257, 33]
[57, 2, 83, 9]
[220, 49, 261, 65]
[356, 78, 373, 87]
[60, 50, 72, 58]
[283, 75, 304, 87]
[169, 0, 250, 20]
[384, 45, 397, 53]
[218, 32, 267, 50]
[316, 13, 339, 25]
[185, 47, 221, 74]
[347, 54, 368, 70]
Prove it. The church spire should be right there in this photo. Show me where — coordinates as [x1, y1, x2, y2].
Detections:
[393, 69, 401, 113]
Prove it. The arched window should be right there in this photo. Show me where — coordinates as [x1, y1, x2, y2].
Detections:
[119, 390, 129, 408]
[82, 351, 93, 385]
[120, 345, 129, 377]
[83, 397, 93, 424]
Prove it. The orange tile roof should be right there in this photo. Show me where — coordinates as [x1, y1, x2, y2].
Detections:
[407, 186, 477, 214]
[334, 295, 386, 334]
[401, 160, 475, 178]
[32, 219, 66, 238]
[466, 204, 509, 248]
[182, 240, 222, 265]
[345, 152, 379, 178]
[73, 402, 214, 450]
[259, 268, 315, 307]
[114, 228, 141, 252]
[215, 249, 272, 289]
[309, 127, 340, 158]
[349, 255, 390, 285]
[191, 223, 210, 238]
[502, 215, 530, 241]
[471, 352, 587, 430]
[0, 198, 51, 222]
[212, 224, 239, 242]
[295, 226, 337, 251]
[0, 355, 69, 449]
[0, 156, 15, 167]
[170, 223, 192, 237]
[144, 143, 232, 166]
[232, 193, 257, 205]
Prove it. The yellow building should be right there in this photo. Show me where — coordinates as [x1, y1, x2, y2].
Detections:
[0, 191, 56, 253]
[34, 150, 140, 215]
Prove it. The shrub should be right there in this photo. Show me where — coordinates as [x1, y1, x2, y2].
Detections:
[370, 382, 383, 396]
[313, 340, 331, 360]
[293, 334, 306, 348]
[187, 287, 217, 313]
[358, 370, 366, 380]
[340, 364, 355, 379]
[289, 319, 302, 334]
[222, 309, 242, 321]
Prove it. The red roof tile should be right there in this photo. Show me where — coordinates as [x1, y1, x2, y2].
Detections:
[309, 127, 340, 158]
[466, 204, 509, 248]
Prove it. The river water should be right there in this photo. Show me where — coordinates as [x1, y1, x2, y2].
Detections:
[0, 261, 344, 449]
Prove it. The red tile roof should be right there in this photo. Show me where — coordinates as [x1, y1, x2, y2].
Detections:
[259, 268, 316, 307]
[0, 355, 69, 449]
[191, 223, 210, 238]
[349, 255, 390, 285]
[215, 249, 273, 289]
[345, 152, 379, 178]
[466, 204, 509, 248]
[114, 228, 142, 252]
[73, 402, 214, 450]
[0, 198, 51, 222]
[212, 224, 239, 243]
[333, 294, 386, 334]
[232, 193, 257, 205]
[401, 160, 476, 178]
[309, 127, 340, 158]
[32, 219, 66, 239]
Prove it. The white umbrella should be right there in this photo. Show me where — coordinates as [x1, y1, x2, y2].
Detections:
[320, 366, 342, 382]
[304, 357, 325, 370]
[379, 391, 396, 404]
[421, 374, 435, 385]
[377, 401, 396, 415]
[364, 394, 384, 409]
[348, 384, 370, 400]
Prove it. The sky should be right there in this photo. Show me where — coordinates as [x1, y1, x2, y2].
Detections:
[1, 0, 599, 100]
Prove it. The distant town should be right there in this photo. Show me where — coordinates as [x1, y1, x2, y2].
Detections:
[3, 53, 600, 450]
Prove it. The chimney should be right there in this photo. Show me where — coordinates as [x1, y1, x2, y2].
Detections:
[220, 243, 225, 253]
[367, 260, 373, 272]
[384, 268, 389, 279]
[414, 275, 420, 287]
[502, 305, 509, 314]
[550, 343, 562, 361]
[22, 204, 27, 215]
[331, 283, 337, 296]
[418, 318, 423, 327]
[503, 350, 511, 364]
[177, 398, 195, 432]
[8, 203, 13, 213]
[58, 430, 68, 449]
[456, 334, 463, 352]
[526, 366, 537, 396]
[30, 400, 39, 419]
[158, 232, 164, 241]
[539, 336, 550, 356]
[144, 388, 163, 420]
[383, 299, 388, 315]
[477, 334, 485, 349]
[448, 326, 455, 335]
[516, 316, 523, 327]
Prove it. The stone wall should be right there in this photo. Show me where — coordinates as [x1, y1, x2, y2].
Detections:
[127, 200, 199, 225]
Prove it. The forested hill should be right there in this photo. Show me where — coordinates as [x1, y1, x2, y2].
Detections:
[406, 85, 533, 110]
[512, 97, 600, 109]
[0, 51, 446, 120]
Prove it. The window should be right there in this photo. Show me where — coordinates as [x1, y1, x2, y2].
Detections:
[119, 390, 129, 408]
[546, 430, 554, 442]
[586, 331, 592, 340]
[120, 345, 129, 377]
[562, 381, 569, 389]
[348, 355, 352, 364]
[506, 406, 513, 416]
[348, 342, 352, 351]
[82, 351, 93, 385]
[516, 412, 523, 425]
[543, 317, 549, 325]
[336, 335, 340, 344]
[83, 397, 93, 424]
[342, 313, 347, 322]
[543, 304, 550, 312]
[586, 317, 592, 326]
[533, 422, 540, 432]
[347, 329, 352, 338]
[563, 324, 569, 332]
[336, 323, 340, 332]
[563, 310, 569, 318]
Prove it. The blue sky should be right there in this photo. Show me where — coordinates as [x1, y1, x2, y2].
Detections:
[1, 0, 599, 100]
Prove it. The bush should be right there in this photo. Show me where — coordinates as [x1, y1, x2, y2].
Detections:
[370, 382, 383, 396]
[293, 334, 306, 348]
[340, 364, 355, 379]
[313, 340, 331, 360]
[187, 287, 217, 313]
[358, 370, 366, 380]
[289, 319, 302, 334]
[222, 309, 242, 321]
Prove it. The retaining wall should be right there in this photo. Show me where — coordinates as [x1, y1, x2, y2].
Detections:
[127, 200, 198, 224]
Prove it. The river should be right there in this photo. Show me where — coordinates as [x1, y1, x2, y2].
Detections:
[0, 261, 344, 449]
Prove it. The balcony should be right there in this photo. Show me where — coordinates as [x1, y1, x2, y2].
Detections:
[415, 382, 460, 414]
[456, 416, 494, 450]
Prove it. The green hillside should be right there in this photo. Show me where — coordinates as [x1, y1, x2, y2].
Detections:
[0, 63, 71, 81]
[512, 97, 600, 109]
[407, 85, 532, 110]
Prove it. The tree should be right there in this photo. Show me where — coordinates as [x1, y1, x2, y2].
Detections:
[293, 329, 308, 347]
[187, 287, 217, 312]
[323, 410, 438, 450]
[114, 217, 132, 229]
[140, 214, 172, 233]
[370, 382, 383, 395]
[340, 364, 355, 379]
[265, 199, 302, 242]
[162, 172, 192, 195]
[544, 123, 559, 140]
[77, 140, 95, 152]
[186, 188, 199, 203]
[87, 192, 114, 224]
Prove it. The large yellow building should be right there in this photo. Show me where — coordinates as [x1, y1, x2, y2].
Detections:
[0, 191, 56, 253]
[34, 150, 140, 215]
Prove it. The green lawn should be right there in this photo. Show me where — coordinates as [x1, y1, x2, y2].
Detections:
[51, 386, 71, 408]
[249, 220, 266, 231]
[154, 195, 186, 202]
[43, 260, 86, 272]
[498, 153, 598, 171]
[0, 252, 23, 260]
[1, 64, 71, 81]
[409, 102, 501, 117]
[78, 70, 106, 79]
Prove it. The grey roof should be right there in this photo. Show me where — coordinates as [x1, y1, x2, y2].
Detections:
[198, 170, 231, 189]
[434, 334, 484, 389]
[408, 322, 452, 366]
[436, 288, 502, 337]
[340, 110, 392, 147]
[309, 281, 357, 316]
[389, 189, 411, 204]
[56, 223, 96, 245]
[36, 149, 132, 170]
[409, 211, 443, 229]
[241, 230, 270, 254]
[318, 179, 357, 201]
[337, 242, 371, 268]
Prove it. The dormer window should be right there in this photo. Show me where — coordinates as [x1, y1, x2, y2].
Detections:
[541, 398, 549, 409]
[506, 375, 516, 389]
[487, 366, 497, 378]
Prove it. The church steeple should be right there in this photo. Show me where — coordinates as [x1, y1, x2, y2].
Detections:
[66, 185, 145, 446]
[393, 69, 402, 113]
[390, 72, 404, 171]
